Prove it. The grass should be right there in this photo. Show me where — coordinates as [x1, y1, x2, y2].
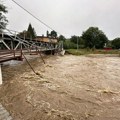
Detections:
[66, 49, 90, 55]
[66, 49, 120, 56]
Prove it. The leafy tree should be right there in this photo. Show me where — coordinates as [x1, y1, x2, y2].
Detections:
[50, 30, 57, 38]
[70, 35, 79, 44]
[111, 38, 120, 49]
[70, 35, 85, 48]
[63, 39, 76, 49]
[58, 35, 66, 41]
[17, 30, 27, 38]
[79, 37, 85, 48]
[0, 1, 8, 32]
[17, 24, 36, 40]
[106, 40, 112, 48]
[27, 23, 36, 39]
[82, 27, 108, 49]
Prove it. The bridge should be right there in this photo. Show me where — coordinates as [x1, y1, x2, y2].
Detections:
[0, 31, 63, 85]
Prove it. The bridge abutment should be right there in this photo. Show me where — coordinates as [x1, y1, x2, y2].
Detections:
[0, 64, 2, 85]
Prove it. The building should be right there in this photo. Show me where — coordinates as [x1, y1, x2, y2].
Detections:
[34, 36, 58, 44]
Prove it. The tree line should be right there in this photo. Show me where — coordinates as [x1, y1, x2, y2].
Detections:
[59, 27, 120, 50]
[0, 2, 120, 49]
[17, 24, 58, 40]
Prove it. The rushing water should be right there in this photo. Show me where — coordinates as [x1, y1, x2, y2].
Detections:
[0, 55, 120, 120]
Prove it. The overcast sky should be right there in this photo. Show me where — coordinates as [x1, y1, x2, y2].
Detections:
[3, 0, 120, 39]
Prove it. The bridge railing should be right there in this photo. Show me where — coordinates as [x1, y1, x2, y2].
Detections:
[0, 50, 23, 63]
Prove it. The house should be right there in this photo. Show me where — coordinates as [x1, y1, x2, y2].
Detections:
[34, 36, 58, 44]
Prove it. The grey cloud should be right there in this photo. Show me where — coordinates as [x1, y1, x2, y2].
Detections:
[4, 0, 120, 39]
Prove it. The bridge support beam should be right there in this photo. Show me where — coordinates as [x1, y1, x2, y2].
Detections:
[0, 64, 2, 85]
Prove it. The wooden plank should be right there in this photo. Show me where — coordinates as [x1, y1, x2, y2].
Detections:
[0, 65, 2, 85]
[0, 56, 22, 63]
[0, 50, 22, 63]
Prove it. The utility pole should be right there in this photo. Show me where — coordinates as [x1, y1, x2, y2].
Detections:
[24, 31, 26, 40]
[77, 36, 79, 51]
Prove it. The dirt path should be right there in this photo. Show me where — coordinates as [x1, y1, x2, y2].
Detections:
[0, 55, 120, 120]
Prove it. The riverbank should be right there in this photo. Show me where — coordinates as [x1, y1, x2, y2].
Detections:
[66, 49, 120, 56]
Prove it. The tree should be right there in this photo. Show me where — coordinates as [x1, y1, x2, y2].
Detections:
[111, 38, 120, 49]
[58, 35, 66, 41]
[106, 40, 112, 48]
[79, 37, 85, 48]
[50, 30, 57, 38]
[27, 23, 36, 39]
[63, 39, 76, 49]
[70, 35, 78, 44]
[17, 30, 27, 38]
[82, 27, 108, 49]
[0, 1, 8, 32]
[70, 35, 85, 48]
[46, 30, 49, 37]
[17, 24, 36, 40]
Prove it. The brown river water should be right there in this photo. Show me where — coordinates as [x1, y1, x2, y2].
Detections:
[0, 54, 120, 120]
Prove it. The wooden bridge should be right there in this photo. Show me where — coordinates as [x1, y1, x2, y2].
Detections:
[0, 31, 63, 85]
[0, 50, 22, 63]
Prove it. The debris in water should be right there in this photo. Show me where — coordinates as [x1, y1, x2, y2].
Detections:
[35, 72, 44, 78]
[98, 89, 120, 94]
[45, 64, 53, 68]
[85, 112, 94, 119]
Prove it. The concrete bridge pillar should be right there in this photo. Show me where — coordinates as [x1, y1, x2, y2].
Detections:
[0, 64, 2, 85]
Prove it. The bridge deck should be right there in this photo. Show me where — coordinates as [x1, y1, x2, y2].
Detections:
[0, 32, 61, 63]
[0, 50, 22, 63]
[0, 55, 22, 63]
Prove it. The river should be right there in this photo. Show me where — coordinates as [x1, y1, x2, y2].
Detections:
[0, 54, 120, 120]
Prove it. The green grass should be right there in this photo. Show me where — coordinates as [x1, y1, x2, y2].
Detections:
[66, 49, 91, 55]
[66, 49, 120, 56]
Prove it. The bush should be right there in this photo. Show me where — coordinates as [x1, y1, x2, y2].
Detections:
[111, 38, 120, 49]
[63, 40, 77, 49]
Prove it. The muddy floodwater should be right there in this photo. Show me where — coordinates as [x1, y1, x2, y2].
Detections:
[0, 55, 120, 120]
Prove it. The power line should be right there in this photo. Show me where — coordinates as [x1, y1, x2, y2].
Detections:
[0, 23, 45, 74]
[11, 0, 62, 35]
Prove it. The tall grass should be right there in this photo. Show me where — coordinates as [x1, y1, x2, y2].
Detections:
[66, 49, 120, 56]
